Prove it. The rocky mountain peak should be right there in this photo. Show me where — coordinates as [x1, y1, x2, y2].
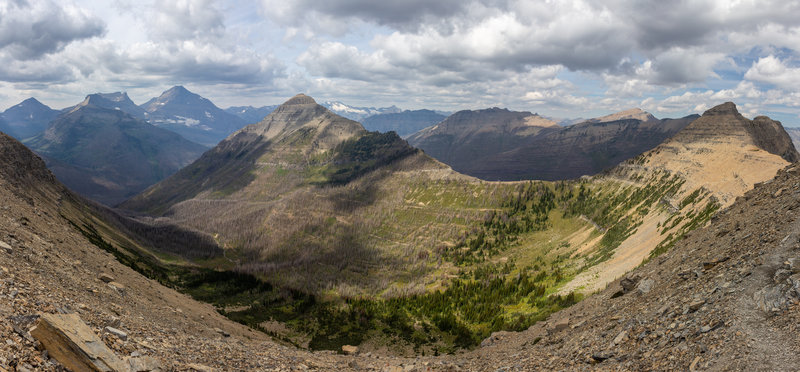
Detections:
[15, 97, 46, 108]
[591, 108, 657, 123]
[702, 101, 739, 116]
[143, 86, 207, 111]
[164, 85, 190, 97]
[76, 92, 145, 119]
[283, 94, 316, 106]
[667, 102, 798, 162]
[5, 97, 52, 114]
[241, 94, 363, 146]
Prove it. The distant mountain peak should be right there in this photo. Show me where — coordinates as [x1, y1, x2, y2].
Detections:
[97, 91, 131, 102]
[592, 108, 656, 123]
[702, 101, 739, 116]
[165, 85, 190, 95]
[81, 92, 134, 106]
[320, 100, 402, 121]
[284, 94, 316, 106]
[18, 97, 45, 106]
[10, 97, 50, 111]
[668, 101, 798, 163]
[144, 86, 205, 110]
[224, 94, 366, 155]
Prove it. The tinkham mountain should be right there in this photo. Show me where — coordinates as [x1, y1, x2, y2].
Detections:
[141, 86, 247, 146]
[408, 107, 698, 180]
[0, 97, 60, 139]
[25, 102, 207, 205]
[3, 89, 800, 370]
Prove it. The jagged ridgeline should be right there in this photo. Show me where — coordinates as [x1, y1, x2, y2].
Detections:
[115, 99, 796, 353]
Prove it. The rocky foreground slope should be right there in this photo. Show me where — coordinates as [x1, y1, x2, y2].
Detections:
[0, 131, 349, 370]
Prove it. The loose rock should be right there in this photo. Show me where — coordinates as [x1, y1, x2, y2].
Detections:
[30, 313, 128, 372]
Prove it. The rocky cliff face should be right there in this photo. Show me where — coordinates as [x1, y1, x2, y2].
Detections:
[0, 132, 62, 200]
[558, 102, 800, 296]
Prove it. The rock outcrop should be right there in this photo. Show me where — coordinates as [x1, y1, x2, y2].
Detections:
[670, 102, 798, 162]
[30, 313, 128, 372]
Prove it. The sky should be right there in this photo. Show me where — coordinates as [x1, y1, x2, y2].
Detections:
[2, 0, 800, 124]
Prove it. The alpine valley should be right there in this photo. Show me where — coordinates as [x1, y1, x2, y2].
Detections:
[2, 91, 800, 371]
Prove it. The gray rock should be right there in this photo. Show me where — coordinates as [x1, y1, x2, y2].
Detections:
[637, 278, 655, 294]
[0, 241, 11, 254]
[127, 355, 163, 371]
[591, 351, 614, 363]
[621, 276, 639, 292]
[342, 344, 359, 355]
[688, 299, 705, 312]
[105, 326, 128, 341]
[612, 330, 628, 346]
[213, 327, 230, 337]
[552, 318, 570, 332]
[99, 273, 115, 283]
[31, 313, 128, 372]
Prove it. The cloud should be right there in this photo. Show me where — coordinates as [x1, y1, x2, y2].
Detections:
[0, 55, 77, 83]
[124, 41, 286, 84]
[744, 55, 800, 90]
[261, 0, 480, 34]
[148, 0, 225, 41]
[0, 0, 105, 60]
[2, 0, 800, 120]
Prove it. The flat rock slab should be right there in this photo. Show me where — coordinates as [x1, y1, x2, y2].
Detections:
[30, 313, 128, 372]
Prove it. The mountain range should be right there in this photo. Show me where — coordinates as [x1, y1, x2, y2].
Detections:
[1, 89, 800, 369]
[24, 103, 207, 205]
[361, 109, 447, 137]
[320, 100, 402, 121]
[118, 94, 798, 354]
[225, 105, 279, 123]
[408, 107, 698, 180]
